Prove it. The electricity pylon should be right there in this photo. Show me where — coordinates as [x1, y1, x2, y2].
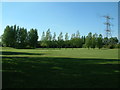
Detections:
[103, 15, 113, 38]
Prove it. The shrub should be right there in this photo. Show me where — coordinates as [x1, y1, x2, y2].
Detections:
[108, 44, 115, 49]
[115, 44, 120, 48]
[82, 44, 87, 48]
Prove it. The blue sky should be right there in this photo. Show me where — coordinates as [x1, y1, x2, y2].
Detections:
[1, 2, 118, 40]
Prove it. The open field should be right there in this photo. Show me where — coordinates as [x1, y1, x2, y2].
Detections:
[1, 47, 120, 88]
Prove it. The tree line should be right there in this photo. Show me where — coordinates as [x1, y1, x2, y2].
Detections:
[1, 25, 119, 49]
[1, 25, 38, 48]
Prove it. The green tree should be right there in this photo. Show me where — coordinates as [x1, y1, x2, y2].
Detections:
[65, 33, 69, 48]
[0, 35, 3, 46]
[91, 33, 98, 49]
[75, 31, 82, 48]
[12, 25, 18, 47]
[41, 31, 45, 41]
[58, 32, 63, 48]
[28, 28, 38, 48]
[76, 30, 80, 38]
[2, 25, 28, 48]
[58, 32, 63, 41]
[65, 33, 69, 41]
[41, 31, 47, 47]
[53, 32, 56, 41]
[2, 25, 13, 47]
[16, 27, 27, 48]
[97, 34, 103, 49]
[45, 29, 52, 48]
[71, 33, 75, 40]
[52, 32, 57, 48]
[70, 33, 76, 48]
[81, 36, 86, 47]
[107, 37, 119, 49]
[85, 32, 92, 49]
[109, 37, 118, 44]
[103, 37, 109, 47]
[45, 29, 52, 41]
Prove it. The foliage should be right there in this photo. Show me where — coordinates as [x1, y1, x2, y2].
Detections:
[1, 25, 119, 49]
[2, 25, 15, 47]
[85, 32, 92, 49]
[28, 28, 38, 48]
[96, 34, 103, 49]
[2, 25, 38, 48]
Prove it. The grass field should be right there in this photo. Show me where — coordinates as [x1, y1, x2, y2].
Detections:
[1, 47, 120, 88]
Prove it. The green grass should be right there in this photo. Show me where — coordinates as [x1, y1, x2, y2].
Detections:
[1, 47, 120, 88]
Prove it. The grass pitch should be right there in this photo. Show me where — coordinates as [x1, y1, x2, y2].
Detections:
[1, 47, 120, 88]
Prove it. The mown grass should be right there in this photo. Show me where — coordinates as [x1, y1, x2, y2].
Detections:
[1, 47, 120, 88]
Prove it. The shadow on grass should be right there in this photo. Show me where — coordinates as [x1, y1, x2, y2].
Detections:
[2, 56, 120, 88]
[1, 51, 44, 55]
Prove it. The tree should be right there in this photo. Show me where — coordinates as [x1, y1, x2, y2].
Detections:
[75, 31, 82, 48]
[45, 29, 52, 41]
[109, 37, 118, 44]
[76, 30, 80, 38]
[41, 31, 45, 41]
[2, 25, 119, 49]
[58, 32, 63, 41]
[58, 32, 63, 48]
[91, 33, 98, 49]
[71, 33, 75, 40]
[45, 29, 52, 48]
[28, 28, 38, 48]
[65, 33, 69, 41]
[16, 27, 28, 48]
[106, 37, 119, 49]
[53, 32, 56, 41]
[12, 25, 17, 47]
[85, 32, 92, 49]
[70, 33, 75, 48]
[2, 25, 28, 48]
[2, 25, 14, 47]
[103, 37, 109, 47]
[41, 31, 47, 48]
[41, 29, 52, 48]
[81, 36, 86, 48]
[65, 33, 69, 48]
[97, 34, 103, 49]
[0, 35, 3, 47]
[52, 32, 57, 48]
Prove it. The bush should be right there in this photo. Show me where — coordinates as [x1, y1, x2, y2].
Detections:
[115, 44, 120, 48]
[103, 45, 108, 48]
[108, 44, 115, 49]
[82, 44, 87, 48]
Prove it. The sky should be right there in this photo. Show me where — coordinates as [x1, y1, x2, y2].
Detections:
[1, 2, 118, 40]
[1, 0, 120, 2]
